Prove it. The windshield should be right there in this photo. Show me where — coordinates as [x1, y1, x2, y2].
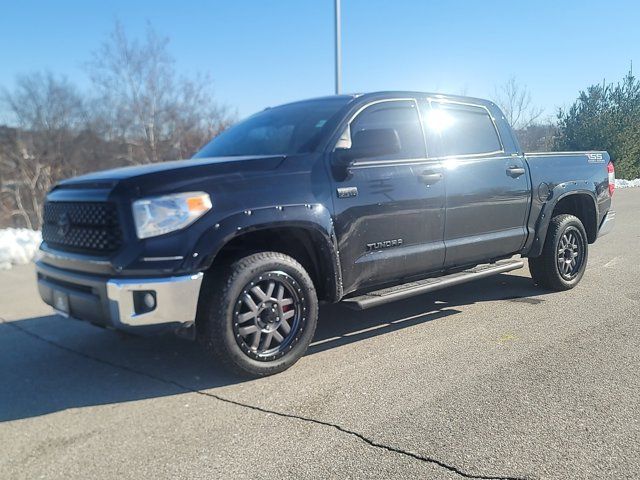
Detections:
[194, 97, 350, 157]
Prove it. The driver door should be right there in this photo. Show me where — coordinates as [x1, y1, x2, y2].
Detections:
[330, 99, 446, 294]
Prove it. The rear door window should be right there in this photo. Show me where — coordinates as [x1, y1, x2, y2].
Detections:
[423, 103, 502, 157]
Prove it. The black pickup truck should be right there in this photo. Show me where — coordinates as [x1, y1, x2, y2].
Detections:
[36, 92, 616, 376]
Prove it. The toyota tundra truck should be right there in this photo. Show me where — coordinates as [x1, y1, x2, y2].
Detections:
[36, 92, 616, 376]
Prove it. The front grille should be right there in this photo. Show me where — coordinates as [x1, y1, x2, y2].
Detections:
[42, 202, 123, 254]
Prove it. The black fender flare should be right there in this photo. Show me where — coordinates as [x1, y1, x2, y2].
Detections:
[527, 184, 598, 258]
[184, 203, 343, 302]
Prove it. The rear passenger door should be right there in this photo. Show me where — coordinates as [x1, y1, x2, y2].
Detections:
[331, 99, 446, 293]
[421, 100, 530, 267]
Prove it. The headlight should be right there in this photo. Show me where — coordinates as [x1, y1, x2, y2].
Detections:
[132, 192, 212, 239]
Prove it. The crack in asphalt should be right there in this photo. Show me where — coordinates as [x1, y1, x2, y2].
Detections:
[3, 318, 526, 480]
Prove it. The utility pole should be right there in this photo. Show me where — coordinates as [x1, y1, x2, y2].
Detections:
[334, 0, 342, 94]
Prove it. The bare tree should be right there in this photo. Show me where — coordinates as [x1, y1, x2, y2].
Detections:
[0, 149, 53, 229]
[493, 77, 544, 130]
[1, 73, 86, 228]
[0, 22, 235, 229]
[86, 21, 233, 165]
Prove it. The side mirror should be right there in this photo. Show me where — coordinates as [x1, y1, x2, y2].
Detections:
[334, 128, 401, 165]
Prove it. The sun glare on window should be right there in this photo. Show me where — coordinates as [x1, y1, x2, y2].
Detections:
[425, 108, 454, 133]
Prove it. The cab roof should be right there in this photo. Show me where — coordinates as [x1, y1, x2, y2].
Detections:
[271, 91, 498, 111]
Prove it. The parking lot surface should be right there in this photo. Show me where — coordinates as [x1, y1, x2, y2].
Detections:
[1, 188, 638, 479]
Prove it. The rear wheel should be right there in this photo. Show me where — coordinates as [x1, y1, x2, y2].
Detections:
[197, 251, 318, 377]
[528, 214, 588, 291]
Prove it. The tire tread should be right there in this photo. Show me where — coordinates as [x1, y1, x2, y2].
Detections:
[197, 251, 317, 377]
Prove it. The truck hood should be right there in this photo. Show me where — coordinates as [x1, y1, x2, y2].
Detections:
[58, 155, 286, 186]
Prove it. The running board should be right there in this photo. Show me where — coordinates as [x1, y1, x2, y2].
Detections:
[342, 259, 524, 310]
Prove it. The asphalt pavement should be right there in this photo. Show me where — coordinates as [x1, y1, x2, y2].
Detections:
[1, 188, 638, 480]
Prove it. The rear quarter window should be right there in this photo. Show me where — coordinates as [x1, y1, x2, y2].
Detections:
[424, 103, 502, 157]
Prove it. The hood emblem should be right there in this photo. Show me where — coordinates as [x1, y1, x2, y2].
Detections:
[57, 212, 71, 236]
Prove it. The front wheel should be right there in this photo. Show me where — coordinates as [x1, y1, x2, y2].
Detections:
[528, 214, 589, 291]
[197, 251, 318, 377]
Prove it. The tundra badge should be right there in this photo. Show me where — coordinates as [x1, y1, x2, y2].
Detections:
[366, 239, 403, 251]
[337, 187, 358, 198]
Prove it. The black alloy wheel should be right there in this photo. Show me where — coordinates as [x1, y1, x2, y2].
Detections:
[556, 227, 585, 281]
[233, 271, 304, 360]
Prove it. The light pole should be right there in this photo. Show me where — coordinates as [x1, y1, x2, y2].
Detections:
[334, 0, 342, 94]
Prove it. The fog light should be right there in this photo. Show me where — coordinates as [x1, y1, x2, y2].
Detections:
[133, 290, 157, 314]
[143, 293, 155, 309]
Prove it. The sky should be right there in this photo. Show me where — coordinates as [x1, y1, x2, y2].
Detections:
[0, 0, 638, 122]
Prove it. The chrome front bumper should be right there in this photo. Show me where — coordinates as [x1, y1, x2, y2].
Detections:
[106, 273, 203, 328]
[598, 210, 616, 238]
[36, 261, 203, 332]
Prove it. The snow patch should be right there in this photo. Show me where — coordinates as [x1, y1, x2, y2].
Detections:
[615, 178, 640, 188]
[0, 229, 42, 271]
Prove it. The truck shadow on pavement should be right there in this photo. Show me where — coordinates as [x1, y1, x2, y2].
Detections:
[1, 273, 548, 422]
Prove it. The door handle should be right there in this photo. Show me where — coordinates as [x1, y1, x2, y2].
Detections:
[418, 172, 443, 185]
[506, 166, 525, 178]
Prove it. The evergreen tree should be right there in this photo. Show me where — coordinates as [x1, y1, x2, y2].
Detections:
[555, 72, 640, 179]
